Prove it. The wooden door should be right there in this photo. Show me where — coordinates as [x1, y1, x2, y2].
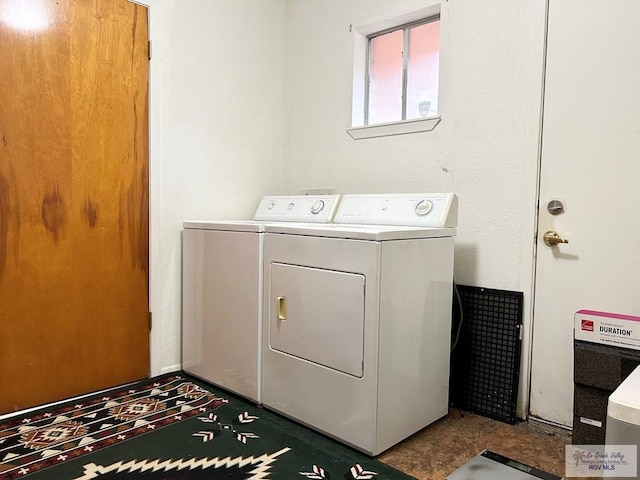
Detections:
[530, 0, 640, 426]
[0, 0, 149, 413]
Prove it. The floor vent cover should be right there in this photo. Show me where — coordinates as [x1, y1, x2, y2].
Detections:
[450, 285, 523, 424]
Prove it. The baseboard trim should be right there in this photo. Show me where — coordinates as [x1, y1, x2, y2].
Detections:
[160, 364, 182, 375]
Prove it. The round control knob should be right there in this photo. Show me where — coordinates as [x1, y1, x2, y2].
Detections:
[287, 202, 295, 210]
[415, 199, 433, 216]
[311, 200, 325, 215]
[267, 201, 275, 210]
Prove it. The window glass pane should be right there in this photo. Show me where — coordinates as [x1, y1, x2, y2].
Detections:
[368, 29, 403, 125]
[406, 20, 440, 119]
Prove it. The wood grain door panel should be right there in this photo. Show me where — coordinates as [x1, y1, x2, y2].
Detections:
[0, 0, 149, 413]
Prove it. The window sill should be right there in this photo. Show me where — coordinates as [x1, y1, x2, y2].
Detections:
[347, 116, 441, 140]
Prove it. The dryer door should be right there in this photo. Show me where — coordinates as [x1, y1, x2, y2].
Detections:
[269, 263, 365, 377]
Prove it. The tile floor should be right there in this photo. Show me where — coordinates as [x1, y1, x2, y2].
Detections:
[378, 408, 594, 480]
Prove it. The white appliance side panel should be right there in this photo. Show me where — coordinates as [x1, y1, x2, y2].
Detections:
[182, 229, 262, 402]
[376, 237, 455, 453]
[262, 234, 380, 454]
[270, 264, 365, 377]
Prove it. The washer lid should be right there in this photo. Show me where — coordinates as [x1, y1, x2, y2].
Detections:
[264, 222, 455, 240]
[608, 365, 640, 426]
[183, 220, 266, 232]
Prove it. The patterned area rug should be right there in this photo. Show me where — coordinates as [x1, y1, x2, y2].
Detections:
[0, 374, 414, 479]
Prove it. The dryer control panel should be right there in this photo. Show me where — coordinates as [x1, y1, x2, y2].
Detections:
[335, 193, 458, 228]
[253, 195, 341, 223]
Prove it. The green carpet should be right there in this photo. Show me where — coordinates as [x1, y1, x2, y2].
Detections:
[0, 374, 415, 479]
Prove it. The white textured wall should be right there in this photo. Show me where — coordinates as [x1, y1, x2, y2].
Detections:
[145, 0, 286, 375]
[283, 0, 546, 416]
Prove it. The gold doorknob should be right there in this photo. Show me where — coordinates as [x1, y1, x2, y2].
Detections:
[543, 230, 569, 247]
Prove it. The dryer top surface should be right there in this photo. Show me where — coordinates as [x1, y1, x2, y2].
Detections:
[263, 223, 455, 241]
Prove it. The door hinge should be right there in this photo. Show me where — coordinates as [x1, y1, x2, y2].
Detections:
[149, 311, 153, 331]
[148, 40, 152, 60]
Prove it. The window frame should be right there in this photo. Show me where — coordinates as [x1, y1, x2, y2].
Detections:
[364, 14, 440, 126]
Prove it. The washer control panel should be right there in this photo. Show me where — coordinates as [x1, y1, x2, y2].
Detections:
[335, 193, 458, 228]
[254, 195, 341, 223]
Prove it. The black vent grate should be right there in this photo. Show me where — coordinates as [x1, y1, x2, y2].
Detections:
[450, 285, 523, 424]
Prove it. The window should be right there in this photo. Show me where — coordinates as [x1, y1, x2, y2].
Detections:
[365, 16, 440, 126]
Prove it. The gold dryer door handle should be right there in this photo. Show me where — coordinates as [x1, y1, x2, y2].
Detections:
[543, 230, 569, 247]
[277, 296, 288, 321]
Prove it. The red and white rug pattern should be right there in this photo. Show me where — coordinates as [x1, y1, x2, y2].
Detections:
[0, 376, 226, 479]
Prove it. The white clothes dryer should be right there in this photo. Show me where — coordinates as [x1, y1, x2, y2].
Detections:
[261, 193, 458, 455]
[182, 195, 340, 403]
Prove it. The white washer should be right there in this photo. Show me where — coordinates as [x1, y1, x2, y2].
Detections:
[261, 193, 458, 455]
[182, 195, 340, 403]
